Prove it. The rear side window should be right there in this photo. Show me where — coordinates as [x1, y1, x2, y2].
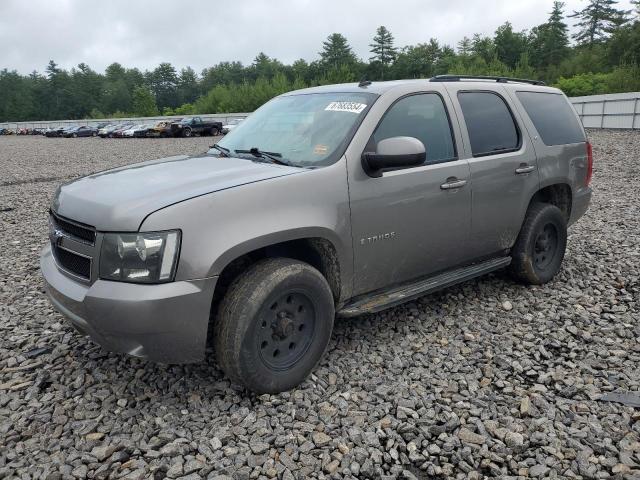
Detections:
[458, 92, 520, 157]
[516, 91, 585, 146]
[372, 93, 456, 164]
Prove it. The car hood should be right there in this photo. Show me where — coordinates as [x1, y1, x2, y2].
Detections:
[52, 154, 304, 231]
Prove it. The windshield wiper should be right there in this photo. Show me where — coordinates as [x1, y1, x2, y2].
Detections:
[235, 148, 294, 166]
[209, 144, 230, 157]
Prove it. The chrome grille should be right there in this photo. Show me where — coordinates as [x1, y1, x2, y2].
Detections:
[49, 211, 96, 282]
[50, 212, 96, 245]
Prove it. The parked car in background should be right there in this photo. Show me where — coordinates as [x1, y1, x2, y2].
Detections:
[98, 124, 117, 138]
[63, 126, 98, 138]
[170, 117, 222, 137]
[111, 123, 135, 138]
[46, 126, 69, 137]
[122, 125, 139, 138]
[124, 124, 153, 138]
[133, 123, 153, 138]
[99, 124, 131, 138]
[221, 118, 244, 134]
[147, 121, 176, 138]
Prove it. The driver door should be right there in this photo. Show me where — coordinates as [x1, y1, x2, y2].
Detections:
[347, 92, 472, 296]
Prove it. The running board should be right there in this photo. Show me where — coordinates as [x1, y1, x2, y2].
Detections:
[339, 256, 511, 317]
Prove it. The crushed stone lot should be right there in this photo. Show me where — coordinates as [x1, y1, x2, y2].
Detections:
[1, 131, 639, 479]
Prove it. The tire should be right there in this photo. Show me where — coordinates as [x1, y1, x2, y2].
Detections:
[72, 133, 77, 138]
[92, 132, 97, 137]
[215, 258, 335, 393]
[508, 203, 567, 285]
[183, 128, 192, 138]
[210, 127, 220, 136]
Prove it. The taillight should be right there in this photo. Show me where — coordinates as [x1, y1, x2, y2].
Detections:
[585, 141, 593, 186]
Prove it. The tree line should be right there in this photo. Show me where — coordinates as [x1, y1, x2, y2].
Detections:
[1, 0, 639, 122]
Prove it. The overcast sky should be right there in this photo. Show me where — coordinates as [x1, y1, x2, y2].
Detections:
[0, 0, 635, 74]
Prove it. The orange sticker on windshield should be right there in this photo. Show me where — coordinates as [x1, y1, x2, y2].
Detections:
[314, 144, 328, 155]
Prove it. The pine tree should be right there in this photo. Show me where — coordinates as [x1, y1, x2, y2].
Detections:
[570, 0, 630, 46]
[319, 33, 357, 69]
[494, 22, 530, 69]
[131, 86, 159, 117]
[457, 37, 472, 56]
[531, 2, 570, 67]
[369, 26, 397, 79]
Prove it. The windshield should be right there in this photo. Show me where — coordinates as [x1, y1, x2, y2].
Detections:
[215, 92, 377, 167]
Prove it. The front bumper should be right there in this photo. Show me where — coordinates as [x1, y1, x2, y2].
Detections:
[41, 244, 217, 363]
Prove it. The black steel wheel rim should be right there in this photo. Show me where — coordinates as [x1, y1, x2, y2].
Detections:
[533, 223, 558, 271]
[257, 291, 316, 371]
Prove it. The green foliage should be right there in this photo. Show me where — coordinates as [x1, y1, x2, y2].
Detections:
[319, 33, 358, 69]
[131, 86, 159, 116]
[569, 0, 631, 46]
[1, 8, 639, 122]
[369, 26, 397, 79]
[554, 64, 640, 95]
[554, 72, 611, 95]
[494, 22, 530, 69]
[89, 108, 105, 119]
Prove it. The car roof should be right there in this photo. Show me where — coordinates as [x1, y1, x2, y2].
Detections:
[283, 78, 561, 97]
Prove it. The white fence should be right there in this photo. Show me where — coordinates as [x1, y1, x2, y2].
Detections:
[570, 92, 640, 129]
[0, 113, 249, 131]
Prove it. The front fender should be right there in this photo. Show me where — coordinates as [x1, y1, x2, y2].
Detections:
[140, 160, 353, 300]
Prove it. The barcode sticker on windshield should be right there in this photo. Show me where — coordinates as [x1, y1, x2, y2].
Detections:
[325, 102, 367, 114]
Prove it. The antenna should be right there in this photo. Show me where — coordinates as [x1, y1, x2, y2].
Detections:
[358, 78, 372, 88]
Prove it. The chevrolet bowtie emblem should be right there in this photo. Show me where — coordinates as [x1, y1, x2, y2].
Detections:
[49, 228, 64, 245]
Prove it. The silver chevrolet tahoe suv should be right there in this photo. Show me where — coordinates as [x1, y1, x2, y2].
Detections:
[41, 75, 593, 393]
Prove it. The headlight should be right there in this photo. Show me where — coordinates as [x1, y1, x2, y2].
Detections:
[99, 230, 181, 283]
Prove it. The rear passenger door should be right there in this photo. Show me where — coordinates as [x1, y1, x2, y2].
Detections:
[445, 85, 540, 260]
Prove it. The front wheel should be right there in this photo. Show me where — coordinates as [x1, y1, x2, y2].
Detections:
[215, 258, 335, 393]
[509, 203, 567, 285]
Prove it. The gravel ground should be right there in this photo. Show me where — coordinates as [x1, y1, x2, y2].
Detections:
[0, 131, 639, 480]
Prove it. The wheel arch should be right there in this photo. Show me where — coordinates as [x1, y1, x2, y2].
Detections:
[527, 183, 572, 221]
[210, 231, 345, 306]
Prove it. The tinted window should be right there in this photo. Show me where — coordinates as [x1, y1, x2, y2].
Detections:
[458, 92, 519, 156]
[373, 93, 456, 164]
[516, 91, 585, 146]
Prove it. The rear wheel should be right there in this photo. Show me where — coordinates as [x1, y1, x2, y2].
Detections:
[215, 258, 334, 393]
[509, 203, 567, 285]
[210, 127, 220, 136]
[182, 127, 192, 137]
[72, 133, 77, 138]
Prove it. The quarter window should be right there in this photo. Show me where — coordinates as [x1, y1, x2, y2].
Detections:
[458, 92, 520, 156]
[516, 91, 585, 146]
[372, 93, 456, 164]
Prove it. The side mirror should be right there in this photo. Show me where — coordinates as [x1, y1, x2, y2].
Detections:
[362, 136, 426, 178]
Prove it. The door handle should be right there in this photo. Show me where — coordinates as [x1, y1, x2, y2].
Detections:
[440, 179, 467, 190]
[515, 165, 535, 175]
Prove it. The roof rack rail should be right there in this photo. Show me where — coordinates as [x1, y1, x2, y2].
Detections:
[429, 74, 546, 86]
